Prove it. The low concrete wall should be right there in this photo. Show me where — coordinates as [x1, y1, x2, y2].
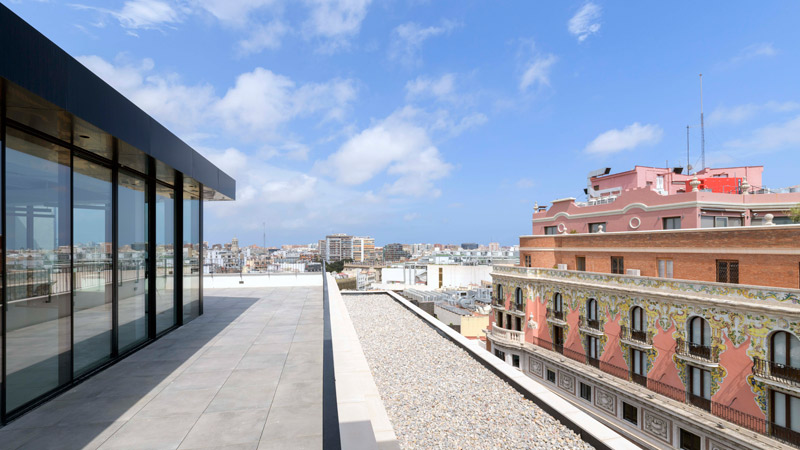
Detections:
[203, 273, 322, 288]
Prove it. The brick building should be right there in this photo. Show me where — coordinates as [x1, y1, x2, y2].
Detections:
[489, 224, 800, 449]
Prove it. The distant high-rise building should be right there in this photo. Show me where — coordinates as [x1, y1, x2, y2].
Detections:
[461, 243, 479, 250]
[231, 237, 239, 253]
[323, 234, 353, 262]
[352, 236, 375, 262]
[383, 243, 409, 262]
[488, 242, 500, 252]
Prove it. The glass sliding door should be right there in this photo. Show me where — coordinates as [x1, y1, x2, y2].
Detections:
[118, 171, 148, 352]
[155, 183, 176, 333]
[183, 179, 200, 323]
[5, 128, 72, 412]
[72, 157, 113, 375]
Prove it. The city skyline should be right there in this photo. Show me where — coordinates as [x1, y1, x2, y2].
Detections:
[7, 1, 800, 246]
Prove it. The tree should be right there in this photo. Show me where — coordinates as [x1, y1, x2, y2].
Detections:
[791, 203, 800, 223]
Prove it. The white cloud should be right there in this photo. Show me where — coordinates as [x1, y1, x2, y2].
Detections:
[585, 122, 663, 155]
[389, 20, 459, 67]
[73, 0, 182, 31]
[519, 54, 557, 92]
[405, 74, 455, 101]
[79, 54, 356, 144]
[568, 2, 601, 42]
[724, 115, 800, 153]
[237, 20, 290, 55]
[709, 101, 800, 124]
[303, 0, 371, 39]
[403, 213, 419, 221]
[515, 178, 534, 189]
[318, 108, 452, 197]
[734, 43, 777, 62]
[193, 0, 279, 26]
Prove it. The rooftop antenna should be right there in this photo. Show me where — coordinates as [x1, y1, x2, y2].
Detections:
[699, 74, 705, 171]
[686, 125, 690, 175]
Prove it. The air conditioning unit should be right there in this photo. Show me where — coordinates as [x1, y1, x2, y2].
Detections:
[626, 269, 641, 276]
[557, 264, 568, 270]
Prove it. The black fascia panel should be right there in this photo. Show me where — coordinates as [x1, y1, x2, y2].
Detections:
[0, 4, 235, 200]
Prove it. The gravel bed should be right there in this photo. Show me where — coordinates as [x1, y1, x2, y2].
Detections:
[344, 293, 594, 450]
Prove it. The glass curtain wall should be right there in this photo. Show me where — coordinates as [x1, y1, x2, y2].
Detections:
[4, 128, 72, 411]
[118, 171, 148, 352]
[155, 183, 176, 333]
[183, 179, 200, 323]
[72, 157, 113, 375]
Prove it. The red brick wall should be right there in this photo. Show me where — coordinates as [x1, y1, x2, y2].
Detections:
[520, 227, 800, 289]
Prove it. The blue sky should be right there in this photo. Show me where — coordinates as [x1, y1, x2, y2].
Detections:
[8, 1, 800, 246]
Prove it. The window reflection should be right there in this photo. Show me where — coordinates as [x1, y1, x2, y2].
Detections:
[5, 128, 72, 411]
[118, 171, 148, 351]
[73, 157, 113, 375]
[183, 178, 200, 322]
[155, 183, 176, 333]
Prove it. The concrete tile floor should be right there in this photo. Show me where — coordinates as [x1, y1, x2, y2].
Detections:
[0, 286, 324, 450]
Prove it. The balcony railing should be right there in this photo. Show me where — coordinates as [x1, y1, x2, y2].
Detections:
[688, 392, 711, 411]
[587, 355, 600, 368]
[631, 372, 647, 387]
[753, 357, 800, 387]
[511, 302, 525, 313]
[675, 338, 720, 364]
[772, 423, 800, 446]
[620, 326, 653, 346]
[491, 326, 523, 344]
[579, 315, 602, 332]
[545, 308, 565, 322]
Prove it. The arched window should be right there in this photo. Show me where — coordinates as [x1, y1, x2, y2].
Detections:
[688, 316, 711, 347]
[515, 287, 523, 307]
[631, 306, 646, 332]
[497, 284, 503, 301]
[554, 293, 563, 312]
[587, 298, 598, 320]
[772, 331, 800, 369]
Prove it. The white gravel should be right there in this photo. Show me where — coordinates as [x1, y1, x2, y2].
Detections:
[344, 293, 594, 450]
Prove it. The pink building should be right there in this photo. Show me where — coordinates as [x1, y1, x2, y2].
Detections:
[533, 166, 800, 235]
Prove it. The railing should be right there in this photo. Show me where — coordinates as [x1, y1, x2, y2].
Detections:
[753, 357, 800, 387]
[631, 372, 647, 387]
[647, 378, 686, 403]
[688, 392, 711, 411]
[492, 296, 504, 307]
[675, 338, 720, 363]
[620, 326, 653, 346]
[491, 265, 800, 306]
[712, 402, 767, 434]
[579, 315, 602, 331]
[587, 355, 600, 368]
[491, 326, 523, 344]
[511, 302, 525, 313]
[772, 423, 800, 446]
[546, 308, 565, 322]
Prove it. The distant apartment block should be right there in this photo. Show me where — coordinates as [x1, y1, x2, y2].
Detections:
[383, 243, 410, 262]
[489, 179, 800, 448]
[323, 234, 353, 262]
[533, 166, 800, 235]
[353, 236, 375, 262]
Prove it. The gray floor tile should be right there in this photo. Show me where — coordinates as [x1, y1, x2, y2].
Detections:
[179, 409, 269, 449]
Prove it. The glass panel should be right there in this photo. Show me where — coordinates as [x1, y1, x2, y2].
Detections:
[666, 260, 674, 278]
[73, 117, 113, 160]
[5, 128, 71, 411]
[658, 259, 665, 277]
[703, 370, 711, 399]
[6, 82, 71, 142]
[183, 180, 200, 323]
[715, 216, 728, 227]
[728, 217, 742, 227]
[632, 307, 640, 330]
[703, 320, 711, 346]
[775, 333, 788, 365]
[691, 318, 701, 345]
[156, 160, 175, 186]
[118, 171, 148, 351]
[791, 396, 800, 431]
[118, 140, 148, 174]
[701, 216, 715, 228]
[790, 335, 800, 367]
[775, 392, 787, 427]
[691, 367, 700, 395]
[73, 158, 113, 375]
[155, 183, 176, 333]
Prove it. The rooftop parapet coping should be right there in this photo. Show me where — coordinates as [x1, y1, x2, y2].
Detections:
[492, 265, 800, 306]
